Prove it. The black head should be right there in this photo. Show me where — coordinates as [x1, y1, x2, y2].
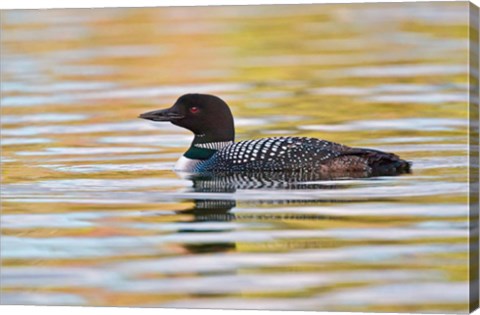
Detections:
[139, 94, 235, 143]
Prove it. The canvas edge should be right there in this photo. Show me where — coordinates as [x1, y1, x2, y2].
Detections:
[469, 1, 480, 313]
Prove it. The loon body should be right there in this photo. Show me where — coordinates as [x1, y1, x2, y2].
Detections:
[140, 94, 411, 176]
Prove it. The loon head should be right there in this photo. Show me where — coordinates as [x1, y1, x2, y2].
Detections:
[140, 93, 235, 143]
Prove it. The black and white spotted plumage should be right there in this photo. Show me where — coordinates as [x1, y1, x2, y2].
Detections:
[191, 136, 410, 175]
[194, 137, 343, 172]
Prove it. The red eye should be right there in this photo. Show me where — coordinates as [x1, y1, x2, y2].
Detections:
[190, 106, 200, 113]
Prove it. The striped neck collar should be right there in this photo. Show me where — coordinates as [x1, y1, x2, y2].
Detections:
[193, 141, 233, 150]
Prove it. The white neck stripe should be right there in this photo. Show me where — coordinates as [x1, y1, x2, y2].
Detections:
[194, 141, 233, 150]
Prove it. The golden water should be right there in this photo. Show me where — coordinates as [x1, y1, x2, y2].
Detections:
[0, 2, 472, 312]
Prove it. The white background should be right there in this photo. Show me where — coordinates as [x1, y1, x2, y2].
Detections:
[0, 1, 479, 315]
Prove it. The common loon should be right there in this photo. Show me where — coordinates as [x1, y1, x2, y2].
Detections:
[139, 94, 411, 175]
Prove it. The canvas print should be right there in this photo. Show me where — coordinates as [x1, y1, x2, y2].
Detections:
[1, 1, 479, 313]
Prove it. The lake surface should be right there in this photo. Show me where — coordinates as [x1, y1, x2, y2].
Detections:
[0, 2, 472, 313]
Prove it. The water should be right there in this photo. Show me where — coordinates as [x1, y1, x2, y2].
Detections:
[0, 2, 472, 313]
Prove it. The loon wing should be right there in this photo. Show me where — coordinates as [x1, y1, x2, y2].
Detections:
[201, 137, 348, 172]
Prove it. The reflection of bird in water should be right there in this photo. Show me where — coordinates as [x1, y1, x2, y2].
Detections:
[189, 170, 370, 191]
[175, 171, 377, 255]
[140, 93, 411, 176]
[178, 171, 376, 221]
[174, 176, 237, 254]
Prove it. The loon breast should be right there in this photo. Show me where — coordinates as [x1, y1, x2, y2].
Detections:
[174, 156, 203, 172]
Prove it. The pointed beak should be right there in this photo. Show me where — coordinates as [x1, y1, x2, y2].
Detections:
[139, 107, 184, 122]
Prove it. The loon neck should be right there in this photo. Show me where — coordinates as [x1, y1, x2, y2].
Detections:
[184, 134, 234, 160]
